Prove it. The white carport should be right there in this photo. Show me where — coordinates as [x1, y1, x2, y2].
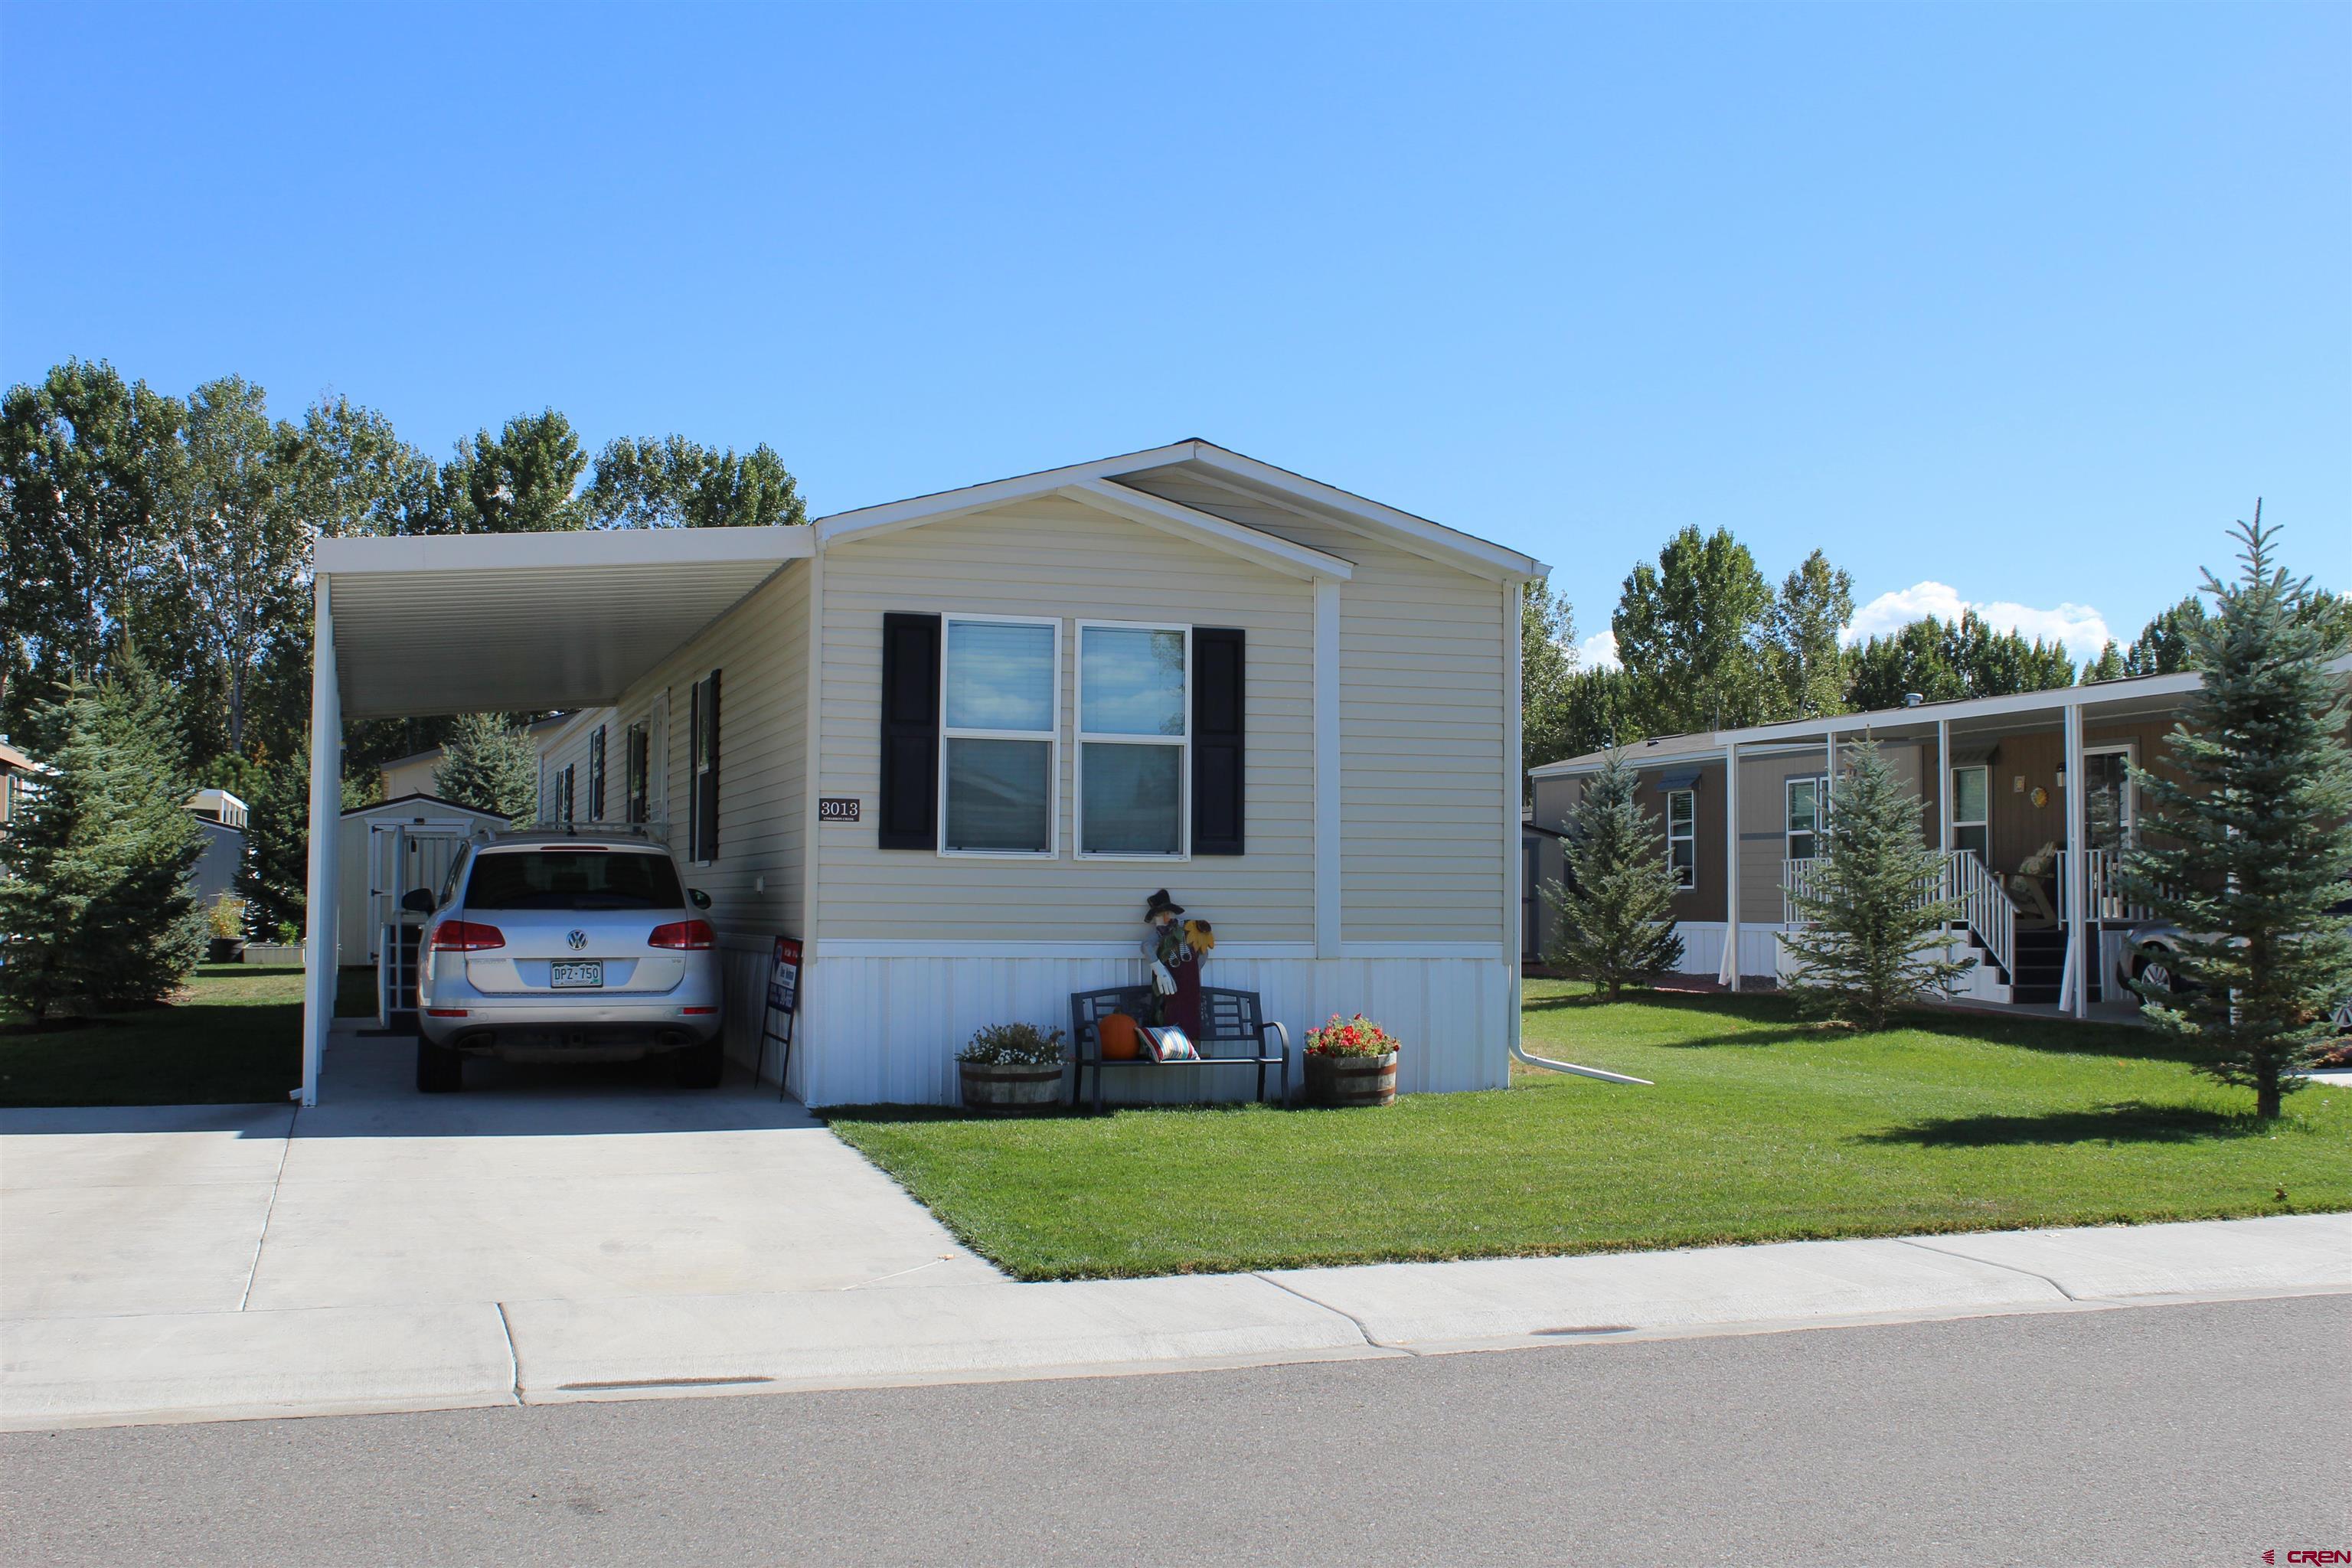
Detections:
[299, 526, 811, 1106]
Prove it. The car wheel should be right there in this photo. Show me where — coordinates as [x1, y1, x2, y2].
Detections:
[416, 1039, 463, 1093]
[2135, 954, 2180, 998]
[674, 1036, 725, 1089]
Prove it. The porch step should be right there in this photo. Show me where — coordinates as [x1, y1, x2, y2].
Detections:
[2007, 926, 2096, 1007]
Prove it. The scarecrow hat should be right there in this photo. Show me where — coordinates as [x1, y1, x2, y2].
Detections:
[1144, 888, 1184, 920]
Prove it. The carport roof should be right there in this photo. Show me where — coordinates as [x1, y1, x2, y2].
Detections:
[315, 527, 810, 720]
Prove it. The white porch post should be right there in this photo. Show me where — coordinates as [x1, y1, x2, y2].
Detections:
[298, 575, 341, 1108]
[1936, 720, 1952, 856]
[2062, 699, 2089, 1019]
[1720, 741, 1741, 990]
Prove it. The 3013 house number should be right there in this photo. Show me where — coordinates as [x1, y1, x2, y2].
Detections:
[818, 797, 861, 823]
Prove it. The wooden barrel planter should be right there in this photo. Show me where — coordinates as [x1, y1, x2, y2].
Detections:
[959, 1061, 1066, 1116]
[1305, 1050, 1398, 1107]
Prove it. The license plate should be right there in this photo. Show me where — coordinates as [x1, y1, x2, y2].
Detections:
[550, 961, 603, 989]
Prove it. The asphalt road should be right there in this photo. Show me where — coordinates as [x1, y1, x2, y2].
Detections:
[5, 1295, 2345, 1567]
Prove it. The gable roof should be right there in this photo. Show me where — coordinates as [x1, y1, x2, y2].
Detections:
[812, 439, 1547, 584]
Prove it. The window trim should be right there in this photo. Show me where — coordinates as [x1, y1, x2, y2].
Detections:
[937, 613, 1062, 859]
[1785, 774, 1824, 863]
[559, 763, 576, 825]
[1665, 786, 1697, 890]
[1075, 619, 1192, 862]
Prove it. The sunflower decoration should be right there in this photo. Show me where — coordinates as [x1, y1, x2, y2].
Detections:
[1184, 918, 1215, 956]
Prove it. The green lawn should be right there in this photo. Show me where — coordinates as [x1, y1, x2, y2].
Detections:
[827, 978, 2352, 1281]
[0, 964, 375, 1107]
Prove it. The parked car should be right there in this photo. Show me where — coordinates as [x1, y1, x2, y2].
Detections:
[2118, 882, 2352, 1035]
[410, 830, 725, 1093]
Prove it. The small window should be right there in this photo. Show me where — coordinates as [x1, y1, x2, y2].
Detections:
[1952, 765, 1989, 864]
[689, 672, 720, 862]
[1078, 623, 1187, 858]
[624, 720, 650, 825]
[464, 850, 685, 912]
[560, 763, 576, 825]
[588, 725, 607, 822]
[940, 617, 1058, 855]
[1666, 788, 1696, 890]
[1786, 776, 1821, 861]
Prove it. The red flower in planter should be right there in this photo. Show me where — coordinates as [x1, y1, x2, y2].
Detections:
[1305, 1013, 1399, 1058]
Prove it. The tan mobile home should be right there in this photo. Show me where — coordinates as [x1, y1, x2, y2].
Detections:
[1527, 658, 2352, 1015]
[296, 442, 1545, 1107]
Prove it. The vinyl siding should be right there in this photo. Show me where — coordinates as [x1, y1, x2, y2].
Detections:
[592, 560, 812, 952]
[814, 496, 1316, 943]
[1116, 470, 1510, 946]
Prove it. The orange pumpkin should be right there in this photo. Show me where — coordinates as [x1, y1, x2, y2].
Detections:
[1097, 1012, 1142, 1061]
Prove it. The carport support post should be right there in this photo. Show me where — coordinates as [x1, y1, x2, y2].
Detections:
[2062, 700, 2089, 1020]
[298, 575, 340, 1108]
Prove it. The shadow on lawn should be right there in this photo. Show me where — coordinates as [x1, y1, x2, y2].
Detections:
[1859, 1099, 2269, 1147]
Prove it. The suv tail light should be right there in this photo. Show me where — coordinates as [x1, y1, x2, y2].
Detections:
[648, 919, 716, 951]
[428, 920, 505, 952]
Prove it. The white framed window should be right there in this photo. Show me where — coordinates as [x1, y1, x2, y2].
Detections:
[560, 763, 576, 825]
[1076, 621, 1190, 859]
[1950, 765, 1989, 864]
[1666, 787, 1696, 890]
[939, 615, 1060, 857]
[1786, 775, 1824, 861]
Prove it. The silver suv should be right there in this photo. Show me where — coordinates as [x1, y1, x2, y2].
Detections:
[411, 831, 726, 1093]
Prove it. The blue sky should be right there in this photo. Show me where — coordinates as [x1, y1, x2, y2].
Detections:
[4, 2, 2345, 665]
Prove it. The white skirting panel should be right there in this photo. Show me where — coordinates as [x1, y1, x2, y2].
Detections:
[777, 953, 1516, 1108]
[1671, 922, 1785, 980]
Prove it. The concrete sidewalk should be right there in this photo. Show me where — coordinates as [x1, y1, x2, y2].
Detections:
[8, 1213, 2344, 1431]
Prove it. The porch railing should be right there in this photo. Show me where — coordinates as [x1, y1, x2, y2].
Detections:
[2056, 848, 2152, 924]
[1783, 850, 2017, 985]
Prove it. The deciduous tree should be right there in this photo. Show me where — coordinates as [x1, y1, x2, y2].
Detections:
[1612, 526, 1776, 733]
[587, 436, 807, 530]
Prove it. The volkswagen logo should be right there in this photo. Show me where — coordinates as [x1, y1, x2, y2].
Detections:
[566, 929, 589, 951]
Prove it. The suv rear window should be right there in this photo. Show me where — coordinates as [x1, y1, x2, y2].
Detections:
[464, 851, 686, 911]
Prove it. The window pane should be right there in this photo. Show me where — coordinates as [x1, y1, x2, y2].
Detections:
[1081, 628, 1185, 737]
[1788, 832, 1816, 861]
[946, 622, 1055, 733]
[1788, 780, 1816, 835]
[1952, 767, 1987, 824]
[1082, 743, 1181, 854]
[945, 738, 1051, 852]
[1668, 790, 1694, 828]
[1955, 824, 1990, 861]
[1670, 839, 1695, 886]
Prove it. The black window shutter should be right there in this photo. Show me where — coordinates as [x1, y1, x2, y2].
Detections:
[696, 672, 721, 861]
[878, 613, 942, 849]
[1192, 627, 1245, 855]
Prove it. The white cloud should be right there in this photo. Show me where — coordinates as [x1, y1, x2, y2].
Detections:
[1576, 629, 1620, 670]
[1841, 581, 2111, 658]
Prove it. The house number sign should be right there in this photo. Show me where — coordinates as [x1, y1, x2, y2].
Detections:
[818, 797, 861, 823]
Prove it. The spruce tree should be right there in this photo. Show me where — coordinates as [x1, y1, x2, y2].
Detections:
[1542, 750, 1684, 1000]
[1780, 740, 1970, 1027]
[0, 676, 204, 1021]
[2122, 513, 2352, 1118]
[433, 713, 538, 822]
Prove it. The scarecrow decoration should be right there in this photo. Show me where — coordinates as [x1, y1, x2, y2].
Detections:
[1140, 888, 1211, 1037]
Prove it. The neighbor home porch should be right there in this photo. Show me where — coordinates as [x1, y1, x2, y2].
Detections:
[1527, 660, 2351, 1021]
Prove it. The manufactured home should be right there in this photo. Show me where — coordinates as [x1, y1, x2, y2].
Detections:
[295, 442, 1545, 1106]
[1527, 658, 2352, 1015]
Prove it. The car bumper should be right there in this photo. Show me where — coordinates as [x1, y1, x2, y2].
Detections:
[419, 965, 724, 1051]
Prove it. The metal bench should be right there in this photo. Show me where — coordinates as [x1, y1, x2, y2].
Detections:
[1067, 985, 1291, 1114]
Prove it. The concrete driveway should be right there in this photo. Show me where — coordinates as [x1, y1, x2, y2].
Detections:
[4, 1025, 999, 1321]
[2, 1024, 1004, 1423]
